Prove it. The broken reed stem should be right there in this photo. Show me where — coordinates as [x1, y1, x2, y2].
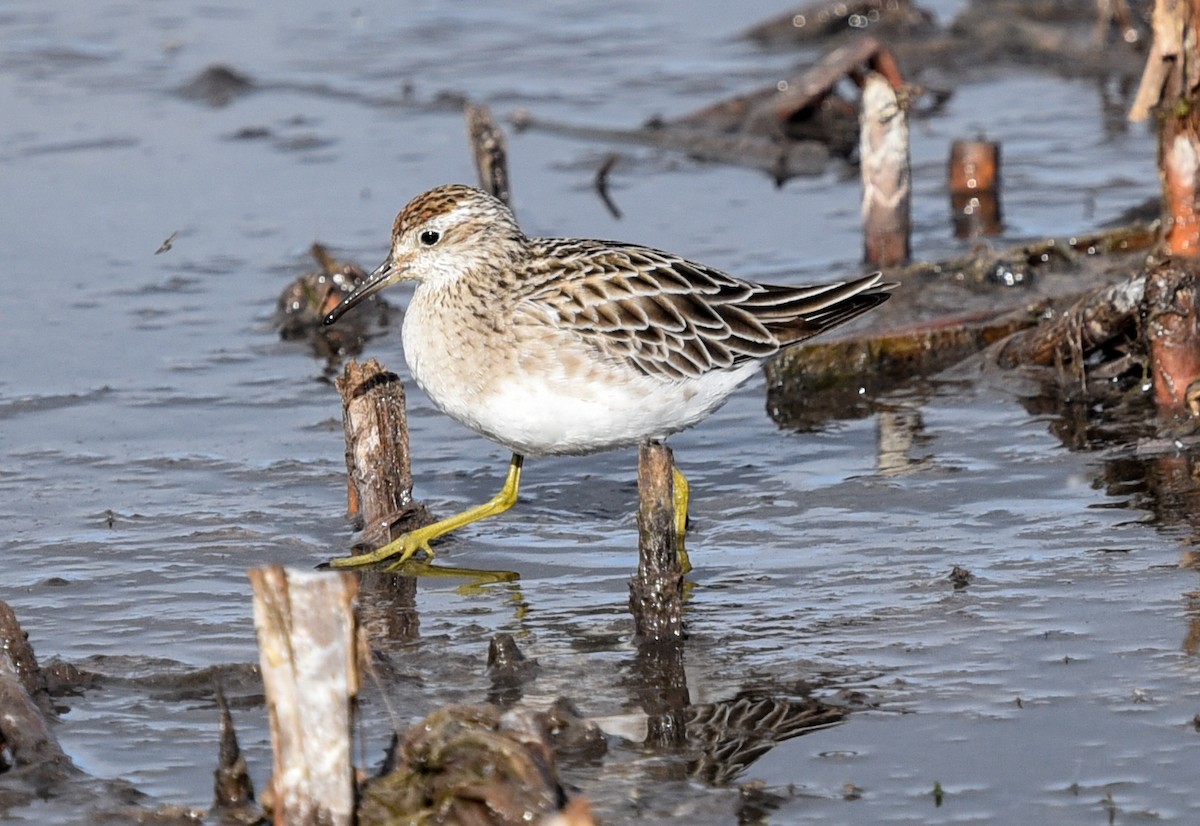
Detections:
[629, 441, 684, 643]
[860, 71, 911, 267]
[948, 139, 1002, 238]
[213, 685, 256, 812]
[465, 102, 511, 206]
[249, 565, 359, 826]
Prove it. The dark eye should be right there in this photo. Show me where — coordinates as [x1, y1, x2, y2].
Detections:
[419, 229, 441, 246]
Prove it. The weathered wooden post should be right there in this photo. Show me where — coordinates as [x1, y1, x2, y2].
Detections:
[249, 565, 359, 826]
[949, 139, 1002, 238]
[629, 441, 685, 642]
[860, 71, 911, 267]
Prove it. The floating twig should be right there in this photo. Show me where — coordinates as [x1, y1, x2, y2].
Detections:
[594, 152, 622, 219]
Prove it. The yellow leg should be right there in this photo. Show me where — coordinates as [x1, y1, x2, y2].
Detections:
[329, 454, 524, 569]
[672, 466, 692, 574]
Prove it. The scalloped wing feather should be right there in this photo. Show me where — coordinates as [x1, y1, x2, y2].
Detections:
[517, 240, 892, 381]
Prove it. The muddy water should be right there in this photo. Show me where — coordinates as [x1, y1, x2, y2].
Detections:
[4, 0, 1198, 823]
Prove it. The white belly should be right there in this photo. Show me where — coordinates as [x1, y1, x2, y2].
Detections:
[401, 291, 758, 456]
[449, 364, 757, 456]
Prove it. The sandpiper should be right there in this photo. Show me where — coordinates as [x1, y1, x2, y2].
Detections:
[324, 184, 893, 569]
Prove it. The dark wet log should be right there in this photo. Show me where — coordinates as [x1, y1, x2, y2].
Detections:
[1142, 259, 1200, 408]
[212, 685, 257, 814]
[767, 300, 1052, 427]
[674, 35, 902, 140]
[767, 218, 1160, 426]
[508, 35, 910, 183]
[941, 2, 1147, 77]
[743, 1, 1146, 80]
[336, 358, 434, 544]
[0, 600, 51, 714]
[949, 139, 1002, 238]
[0, 600, 65, 770]
[860, 72, 911, 266]
[511, 110, 832, 182]
[249, 565, 359, 826]
[995, 275, 1145, 369]
[465, 102, 511, 206]
[636, 441, 679, 574]
[629, 441, 684, 643]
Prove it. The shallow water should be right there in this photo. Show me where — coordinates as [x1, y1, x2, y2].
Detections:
[4, 0, 1198, 823]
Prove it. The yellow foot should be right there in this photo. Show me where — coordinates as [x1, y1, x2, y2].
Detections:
[327, 527, 437, 569]
[325, 453, 524, 570]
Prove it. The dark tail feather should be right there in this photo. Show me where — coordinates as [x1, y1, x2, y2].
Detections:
[760, 273, 895, 346]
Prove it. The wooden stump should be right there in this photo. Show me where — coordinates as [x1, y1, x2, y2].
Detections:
[336, 358, 433, 545]
[860, 71, 911, 266]
[949, 139, 1002, 238]
[629, 441, 684, 643]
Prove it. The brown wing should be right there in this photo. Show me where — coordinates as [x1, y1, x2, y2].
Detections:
[517, 239, 892, 381]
